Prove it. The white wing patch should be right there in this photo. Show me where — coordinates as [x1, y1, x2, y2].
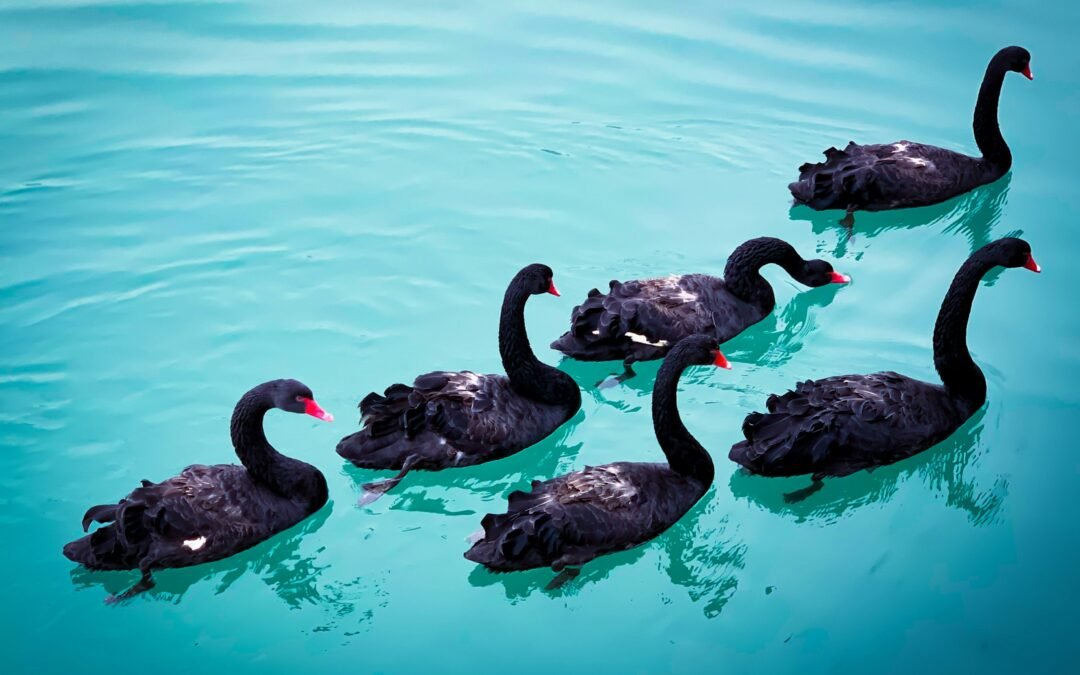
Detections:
[625, 332, 669, 347]
[182, 536, 207, 551]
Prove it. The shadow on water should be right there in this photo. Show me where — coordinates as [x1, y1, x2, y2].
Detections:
[789, 173, 1013, 259]
[728, 408, 1007, 525]
[68, 503, 369, 617]
[465, 489, 747, 618]
[339, 408, 588, 514]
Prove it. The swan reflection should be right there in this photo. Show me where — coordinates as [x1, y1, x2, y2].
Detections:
[728, 409, 1006, 525]
[790, 172, 1012, 258]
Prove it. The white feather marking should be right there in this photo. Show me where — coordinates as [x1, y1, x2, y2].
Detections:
[675, 289, 697, 302]
[892, 142, 909, 154]
[625, 331, 669, 347]
[183, 536, 207, 551]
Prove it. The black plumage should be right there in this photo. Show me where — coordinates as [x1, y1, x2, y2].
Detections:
[63, 379, 333, 602]
[465, 335, 727, 577]
[789, 46, 1032, 220]
[336, 264, 581, 503]
[730, 238, 1039, 497]
[550, 237, 847, 377]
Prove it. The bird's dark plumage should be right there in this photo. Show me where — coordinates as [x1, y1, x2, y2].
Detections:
[465, 335, 724, 573]
[551, 237, 847, 368]
[789, 46, 1032, 215]
[63, 379, 332, 600]
[337, 264, 581, 501]
[730, 238, 1039, 482]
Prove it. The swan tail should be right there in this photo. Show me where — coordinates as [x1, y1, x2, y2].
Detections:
[550, 283, 636, 362]
[339, 378, 449, 468]
[790, 142, 876, 211]
[64, 502, 148, 570]
[464, 489, 564, 571]
[730, 386, 841, 476]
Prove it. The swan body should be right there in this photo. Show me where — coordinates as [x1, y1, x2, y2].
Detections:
[789, 46, 1032, 216]
[466, 335, 728, 575]
[551, 238, 848, 372]
[730, 238, 1039, 489]
[337, 264, 581, 502]
[63, 379, 333, 600]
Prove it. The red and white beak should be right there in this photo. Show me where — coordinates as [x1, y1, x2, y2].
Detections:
[1021, 64, 1033, 80]
[547, 280, 560, 296]
[711, 349, 732, 370]
[829, 271, 852, 284]
[300, 397, 334, 422]
[1023, 253, 1041, 273]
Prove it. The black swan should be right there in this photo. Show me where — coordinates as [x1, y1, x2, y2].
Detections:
[789, 46, 1031, 227]
[550, 237, 848, 385]
[729, 237, 1039, 502]
[63, 379, 333, 602]
[337, 264, 581, 505]
[465, 334, 729, 588]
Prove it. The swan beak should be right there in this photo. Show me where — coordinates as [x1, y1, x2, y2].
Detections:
[1022, 65, 1033, 80]
[829, 271, 852, 284]
[547, 280, 561, 296]
[711, 349, 732, 370]
[302, 397, 335, 422]
[1023, 254, 1041, 273]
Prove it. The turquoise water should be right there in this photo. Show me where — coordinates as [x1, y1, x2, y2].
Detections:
[2, 1, 1078, 672]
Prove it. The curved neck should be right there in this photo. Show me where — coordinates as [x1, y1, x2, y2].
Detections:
[652, 352, 714, 485]
[932, 254, 992, 409]
[230, 389, 325, 505]
[724, 237, 805, 306]
[973, 56, 1012, 170]
[499, 284, 580, 409]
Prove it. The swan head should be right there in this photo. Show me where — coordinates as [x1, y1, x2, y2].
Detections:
[516, 263, 560, 297]
[268, 379, 334, 422]
[799, 258, 851, 287]
[669, 334, 731, 370]
[988, 237, 1040, 274]
[998, 45, 1032, 80]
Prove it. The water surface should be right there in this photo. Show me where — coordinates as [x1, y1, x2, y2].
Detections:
[2, 1, 1078, 673]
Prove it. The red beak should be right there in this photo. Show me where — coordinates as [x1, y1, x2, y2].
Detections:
[547, 280, 560, 296]
[829, 271, 852, 284]
[1023, 253, 1041, 273]
[711, 349, 732, 370]
[300, 397, 334, 422]
[1021, 65, 1033, 80]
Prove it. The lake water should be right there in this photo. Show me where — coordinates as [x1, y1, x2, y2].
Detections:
[2, 1, 1077, 673]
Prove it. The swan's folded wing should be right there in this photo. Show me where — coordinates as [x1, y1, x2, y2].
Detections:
[558, 275, 718, 353]
[733, 372, 952, 475]
[791, 141, 977, 211]
[466, 464, 650, 569]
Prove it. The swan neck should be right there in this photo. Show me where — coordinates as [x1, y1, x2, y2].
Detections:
[652, 351, 713, 485]
[499, 283, 579, 408]
[230, 387, 326, 507]
[724, 237, 801, 306]
[933, 255, 989, 408]
[973, 57, 1012, 170]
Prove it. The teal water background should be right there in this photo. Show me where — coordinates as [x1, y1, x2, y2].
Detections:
[2, 1, 1078, 672]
